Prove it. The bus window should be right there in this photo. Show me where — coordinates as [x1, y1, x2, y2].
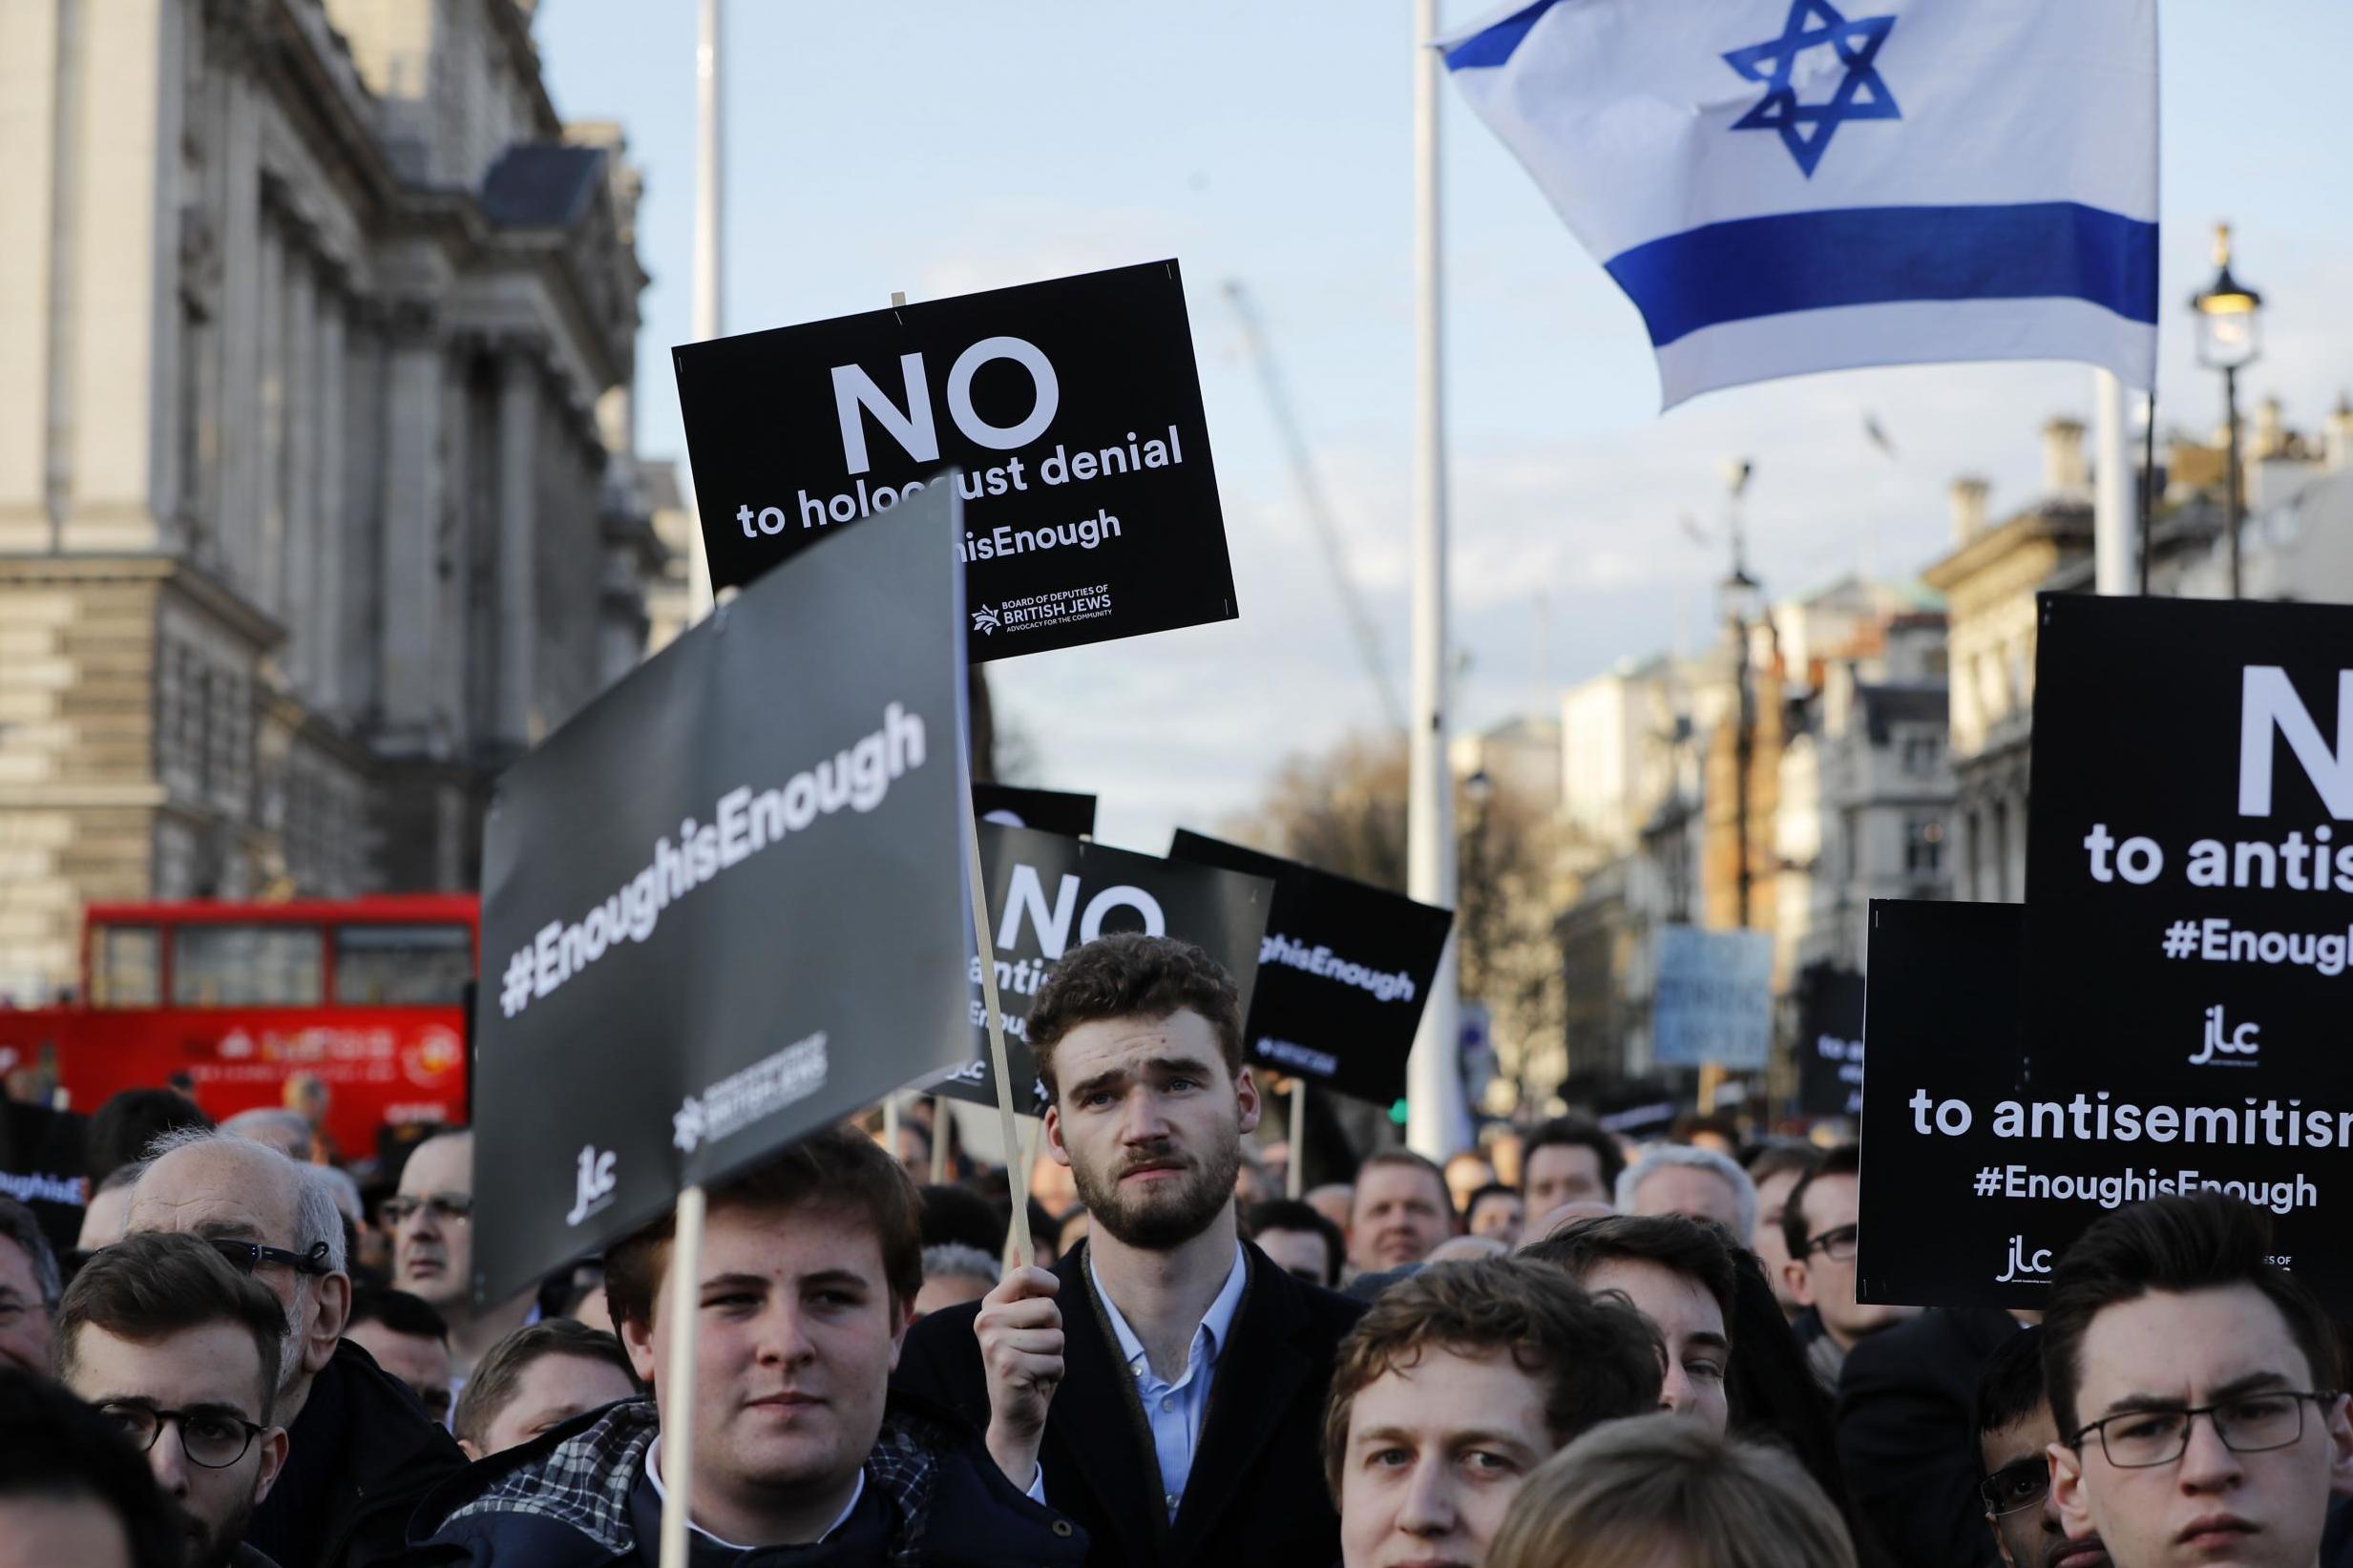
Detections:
[172, 926, 325, 1007]
[90, 925, 162, 1008]
[333, 924, 473, 1006]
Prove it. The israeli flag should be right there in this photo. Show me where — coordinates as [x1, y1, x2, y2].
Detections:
[1439, 0, 2157, 408]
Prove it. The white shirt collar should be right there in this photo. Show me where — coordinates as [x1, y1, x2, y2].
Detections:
[1090, 1241, 1250, 1379]
[643, 1433, 865, 1549]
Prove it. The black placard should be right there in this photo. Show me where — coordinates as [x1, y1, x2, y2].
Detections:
[934, 826, 1272, 1116]
[1795, 965, 1867, 1119]
[2011, 593, 2353, 1309]
[674, 261, 1234, 664]
[1855, 899, 2043, 1308]
[973, 784, 1097, 840]
[0, 1100, 87, 1256]
[470, 484, 971, 1307]
[1166, 830, 1453, 1106]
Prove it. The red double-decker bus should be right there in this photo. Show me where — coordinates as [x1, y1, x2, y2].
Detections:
[0, 896, 476, 1158]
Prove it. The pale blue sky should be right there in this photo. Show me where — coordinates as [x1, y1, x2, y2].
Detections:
[536, 1, 2351, 852]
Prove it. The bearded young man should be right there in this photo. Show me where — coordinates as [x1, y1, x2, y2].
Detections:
[895, 933, 1365, 1568]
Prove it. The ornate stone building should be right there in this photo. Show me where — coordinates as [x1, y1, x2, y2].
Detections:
[0, 0, 660, 998]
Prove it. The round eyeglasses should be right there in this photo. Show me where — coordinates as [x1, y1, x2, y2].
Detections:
[97, 1403, 265, 1469]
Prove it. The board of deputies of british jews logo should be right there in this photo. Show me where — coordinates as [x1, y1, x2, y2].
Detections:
[972, 585, 1114, 638]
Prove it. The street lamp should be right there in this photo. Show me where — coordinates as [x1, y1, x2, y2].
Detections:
[2191, 223, 2264, 598]
[1719, 459, 1761, 930]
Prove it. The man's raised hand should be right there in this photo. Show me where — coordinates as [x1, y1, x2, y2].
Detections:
[976, 1265, 1063, 1492]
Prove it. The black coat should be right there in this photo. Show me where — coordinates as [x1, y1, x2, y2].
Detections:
[249, 1339, 470, 1568]
[1835, 1307, 2022, 1568]
[893, 1238, 1363, 1568]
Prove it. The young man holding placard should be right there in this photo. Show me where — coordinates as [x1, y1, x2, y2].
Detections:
[400, 1126, 1084, 1566]
[895, 931, 1365, 1568]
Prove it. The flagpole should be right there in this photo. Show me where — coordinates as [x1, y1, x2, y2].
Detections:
[2093, 368, 2133, 595]
[1406, 0, 1466, 1160]
[687, 0, 723, 623]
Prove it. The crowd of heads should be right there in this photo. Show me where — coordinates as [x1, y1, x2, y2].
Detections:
[6, 929, 2351, 1567]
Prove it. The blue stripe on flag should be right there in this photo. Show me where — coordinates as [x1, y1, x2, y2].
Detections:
[1604, 202, 2158, 348]
[1441, 0, 1564, 72]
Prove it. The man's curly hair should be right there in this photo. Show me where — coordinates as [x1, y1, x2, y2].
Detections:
[1321, 1257, 1666, 1498]
[1024, 932, 1243, 1101]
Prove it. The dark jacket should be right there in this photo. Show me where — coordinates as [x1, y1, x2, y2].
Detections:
[395, 1390, 1087, 1567]
[248, 1338, 470, 1568]
[1835, 1307, 2022, 1568]
[894, 1238, 1365, 1568]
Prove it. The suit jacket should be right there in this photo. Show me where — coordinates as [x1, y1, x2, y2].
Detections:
[894, 1237, 1364, 1568]
[1835, 1307, 2022, 1568]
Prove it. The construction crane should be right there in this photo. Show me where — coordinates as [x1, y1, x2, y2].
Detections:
[1224, 280, 1407, 739]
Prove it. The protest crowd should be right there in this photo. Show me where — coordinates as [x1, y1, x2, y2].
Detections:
[4, 927, 2352, 1568]
[4, 0, 2347, 1564]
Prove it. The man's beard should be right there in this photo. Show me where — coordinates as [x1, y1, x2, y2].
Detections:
[183, 1485, 259, 1568]
[1070, 1132, 1241, 1251]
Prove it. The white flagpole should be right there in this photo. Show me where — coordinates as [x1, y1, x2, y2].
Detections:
[656, 1184, 706, 1568]
[2093, 368, 2133, 595]
[687, 0, 723, 623]
[1407, 0, 1466, 1160]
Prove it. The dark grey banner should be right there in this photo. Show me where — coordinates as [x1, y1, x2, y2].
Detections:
[1166, 830, 1451, 1106]
[470, 484, 972, 1307]
[933, 826, 1272, 1116]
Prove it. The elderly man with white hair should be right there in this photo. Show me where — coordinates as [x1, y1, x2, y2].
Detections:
[1615, 1143, 1757, 1245]
[126, 1127, 464, 1568]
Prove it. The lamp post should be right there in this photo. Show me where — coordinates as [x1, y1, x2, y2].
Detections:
[2191, 223, 2264, 599]
[1720, 462, 1761, 930]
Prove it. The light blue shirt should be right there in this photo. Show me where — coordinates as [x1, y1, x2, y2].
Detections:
[1088, 1242, 1249, 1520]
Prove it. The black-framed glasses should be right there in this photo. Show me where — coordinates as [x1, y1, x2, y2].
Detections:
[1802, 1223, 1859, 1263]
[2071, 1390, 2338, 1468]
[1978, 1458, 2049, 1516]
[378, 1193, 473, 1227]
[96, 1403, 265, 1469]
[208, 1239, 333, 1278]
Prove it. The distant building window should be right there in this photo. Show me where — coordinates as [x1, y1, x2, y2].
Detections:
[1905, 817, 1945, 877]
[1901, 732, 1941, 776]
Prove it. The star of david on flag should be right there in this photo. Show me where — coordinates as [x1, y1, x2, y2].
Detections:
[1435, 0, 2158, 408]
[1724, 0, 1901, 178]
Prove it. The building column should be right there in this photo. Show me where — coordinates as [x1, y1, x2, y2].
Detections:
[251, 206, 285, 614]
[311, 281, 347, 714]
[494, 344, 539, 747]
[375, 301, 442, 753]
[215, 76, 261, 588]
[280, 241, 318, 686]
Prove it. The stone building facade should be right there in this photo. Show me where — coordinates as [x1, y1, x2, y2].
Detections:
[0, 0, 660, 998]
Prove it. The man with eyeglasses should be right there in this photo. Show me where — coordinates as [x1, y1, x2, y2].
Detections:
[53, 1232, 290, 1567]
[389, 1130, 534, 1390]
[127, 1127, 465, 1568]
[2046, 1194, 2353, 1568]
[1973, 1324, 2110, 1568]
[1778, 1144, 1918, 1393]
